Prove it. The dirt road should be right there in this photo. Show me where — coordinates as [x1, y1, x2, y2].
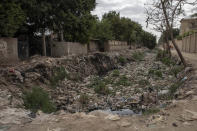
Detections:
[5, 51, 197, 131]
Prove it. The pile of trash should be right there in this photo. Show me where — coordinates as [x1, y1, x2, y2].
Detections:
[0, 48, 190, 114]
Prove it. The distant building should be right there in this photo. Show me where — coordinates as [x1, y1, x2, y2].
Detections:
[180, 16, 197, 35]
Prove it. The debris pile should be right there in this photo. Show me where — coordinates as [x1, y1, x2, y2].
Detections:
[0, 48, 190, 114]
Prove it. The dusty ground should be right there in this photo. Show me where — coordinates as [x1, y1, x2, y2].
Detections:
[1, 50, 197, 131]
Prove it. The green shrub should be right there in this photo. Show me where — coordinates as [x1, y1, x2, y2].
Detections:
[67, 72, 82, 82]
[119, 56, 127, 64]
[156, 49, 175, 66]
[134, 88, 141, 94]
[115, 75, 132, 86]
[112, 70, 120, 77]
[148, 69, 163, 78]
[88, 77, 103, 88]
[79, 94, 89, 105]
[138, 79, 150, 86]
[155, 70, 163, 78]
[50, 66, 68, 88]
[143, 108, 160, 115]
[132, 52, 144, 61]
[88, 77, 111, 95]
[170, 66, 184, 77]
[156, 49, 166, 60]
[23, 87, 56, 113]
[161, 57, 175, 66]
[148, 69, 155, 75]
[176, 35, 182, 40]
[103, 77, 114, 85]
[169, 82, 183, 96]
[94, 81, 111, 95]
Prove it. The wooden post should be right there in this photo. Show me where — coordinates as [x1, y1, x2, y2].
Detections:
[195, 33, 197, 53]
[189, 35, 191, 53]
[42, 30, 47, 56]
[182, 37, 184, 52]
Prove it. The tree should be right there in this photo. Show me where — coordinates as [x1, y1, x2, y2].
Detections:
[159, 28, 180, 44]
[146, 0, 196, 67]
[92, 19, 114, 44]
[51, 0, 96, 43]
[91, 10, 156, 49]
[146, 1, 172, 56]
[0, 0, 25, 37]
[20, 0, 53, 56]
[102, 11, 144, 45]
[142, 31, 157, 49]
[20, 0, 96, 55]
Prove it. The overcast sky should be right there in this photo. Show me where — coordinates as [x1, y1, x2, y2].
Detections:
[92, 0, 195, 39]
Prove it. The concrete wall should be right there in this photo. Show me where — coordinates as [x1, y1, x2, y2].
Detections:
[104, 40, 129, 52]
[182, 33, 197, 53]
[0, 39, 7, 62]
[0, 38, 18, 63]
[51, 41, 87, 57]
[67, 42, 87, 55]
[51, 40, 129, 57]
[88, 41, 100, 52]
[190, 34, 196, 53]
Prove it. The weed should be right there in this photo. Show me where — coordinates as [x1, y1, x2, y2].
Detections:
[50, 66, 67, 88]
[155, 70, 163, 78]
[138, 79, 150, 86]
[160, 81, 184, 100]
[23, 87, 56, 113]
[170, 65, 184, 77]
[88, 77, 111, 95]
[79, 94, 89, 105]
[103, 77, 114, 85]
[68, 72, 82, 82]
[94, 81, 111, 95]
[87, 77, 102, 88]
[134, 88, 142, 94]
[169, 82, 183, 96]
[156, 49, 167, 60]
[148, 69, 163, 78]
[112, 70, 120, 77]
[132, 52, 144, 61]
[143, 108, 160, 115]
[115, 75, 132, 86]
[148, 69, 155, 75]
[156, 49, 175, 66]
[119, 56, 127, 64]
[161, 57, 175, 66]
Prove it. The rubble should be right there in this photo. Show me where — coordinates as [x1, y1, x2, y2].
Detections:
[0, 48, 189, 115]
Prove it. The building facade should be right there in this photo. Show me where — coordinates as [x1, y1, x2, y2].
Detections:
[180, 17, 197, 35]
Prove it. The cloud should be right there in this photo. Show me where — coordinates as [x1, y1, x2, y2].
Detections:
[92, 0, 194, 39]
[92, 0, 159, 37]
